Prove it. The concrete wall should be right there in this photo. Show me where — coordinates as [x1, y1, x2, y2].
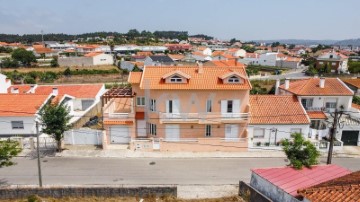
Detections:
[58, 57, 93, 67]
[239, 181, 273, 202]
[248, 124, 310, 147]
[93, 54, 114, 65]
[0, 186, 177, 200]
[250, 173, 300, 202]
[276, 60, 300, 69]
[0, 116, 36, 137]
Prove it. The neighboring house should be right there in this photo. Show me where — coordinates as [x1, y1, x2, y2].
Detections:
[342, 78, 360, 95]
[258, 52, 286, 66]
[197, 46, 212, 56]
[276, 78, 359, 147]
[316, 51, 349, 73]
[144, 55, 174, 66]
[249, 164, 351, 202]
[0, 94, 53, 137]
[0, 73, 11, 93]
[298, 170, 360, 202]
[248, 95, 310, 148]
[102, 64, 252, 152]
[76, 45, 101, 53]
[120, 61, 144, 71]
[276, 56, 303, 69]
[58, 52, 114, 66]
[84, 52, 114, 65]
[240, 53, 260, 65]
[164, 44, 192, 52]
[30, 44, 55, 57]
[226, 48, 246, 58]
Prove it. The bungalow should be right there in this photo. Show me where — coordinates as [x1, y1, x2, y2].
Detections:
[144, 55, 174, 66]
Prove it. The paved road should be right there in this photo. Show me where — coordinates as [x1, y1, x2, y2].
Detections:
[0, 157, 359, 186]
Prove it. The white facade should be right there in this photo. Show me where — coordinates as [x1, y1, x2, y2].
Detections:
[248, 124, 310, 147]
[92, 53, 114, 65]
[201, 48, 212, 56]
[0, 116, 37, 137]
[233, 49, 246, 57]
[0, 74, 11, 93]
[258, 53, 278, 66]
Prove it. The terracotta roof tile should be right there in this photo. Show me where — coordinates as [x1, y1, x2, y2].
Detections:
[343, 78, 360, 89]
[84, 52, 103, 57]
[298, 171, 360, 202]
[279, 78, 354, 96]
[0, 94, 50, 116]
[128, 72, 142, 84]
[252, 165, 351, 197]
[307, 111, 327, 119]
[210, 60, 245, 67]
[132, 66, 251, 90]
[103, 120, 133, 125]
[7, 85, 32, 94]
[250, 95, 309, 124]
[34, 84, 103, 98]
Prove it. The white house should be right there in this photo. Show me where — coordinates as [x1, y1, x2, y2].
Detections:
[197, 46, 212, 56]
[0, 74, 11, 93]
[248, 95, 310, 148]
[277, 77, 358, 147]
[84, 52, 114, 65]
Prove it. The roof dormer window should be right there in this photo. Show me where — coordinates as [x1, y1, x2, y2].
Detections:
[170, 75, 183, 83]
[228, 76, 240, 83]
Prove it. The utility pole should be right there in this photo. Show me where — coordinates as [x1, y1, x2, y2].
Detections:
[327, 109, 342, 164]
[36, 121, 43, 187]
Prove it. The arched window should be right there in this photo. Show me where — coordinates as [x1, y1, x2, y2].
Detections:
[228, 76, 240, 83]
[170, 75, 183, 83]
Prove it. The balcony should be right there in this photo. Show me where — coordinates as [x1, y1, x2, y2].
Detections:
[159, 112, 249, 124]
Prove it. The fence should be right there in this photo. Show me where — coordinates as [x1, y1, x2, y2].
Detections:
[2, 136, 57, 151]
[64, 129, 103, 145]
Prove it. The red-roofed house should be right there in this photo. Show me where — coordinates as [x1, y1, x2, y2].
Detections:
[248, 95, 310, 148]
[102, 64, 252, 151]
[249, 165, 351, 202]
[316, 51, 349, 73]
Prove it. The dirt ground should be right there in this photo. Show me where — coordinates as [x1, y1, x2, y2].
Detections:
[2, 65, 118, 73]
[0, 195, 245, 202]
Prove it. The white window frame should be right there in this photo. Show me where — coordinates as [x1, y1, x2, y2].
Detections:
[136, 97, 145, 106]
[228, 76, 240, 83]
[170, 75, 183, 83]
[149, 99, 156, 112]
[148, 123, 157, 136]
[301, 98, 313, 109]
[325, 102, 337, 109]
[205, 125, 212, 137]
[11, 121, 24, 129]
[253, 128, 265, 138]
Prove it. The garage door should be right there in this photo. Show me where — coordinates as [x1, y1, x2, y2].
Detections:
[165, 124, 180, 140]
[110, 126, 130, 144]
[341, 131, 359, 146]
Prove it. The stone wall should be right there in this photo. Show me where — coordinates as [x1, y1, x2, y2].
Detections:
[0, 186, 177, 200]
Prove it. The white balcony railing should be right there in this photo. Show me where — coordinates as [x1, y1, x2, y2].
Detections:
[159, 112, 249, 123]
[105, 113, 131, 119]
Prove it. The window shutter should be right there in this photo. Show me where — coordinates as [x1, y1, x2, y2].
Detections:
[221, 100, 227, 114]
[233, 99, 240, 113]
[173, 99, 180, 114]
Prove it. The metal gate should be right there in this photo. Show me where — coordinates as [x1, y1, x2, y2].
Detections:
[341, 130, 359, 146]
[64, 129, 102, 145]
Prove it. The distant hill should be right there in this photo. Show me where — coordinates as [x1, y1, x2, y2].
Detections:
[252, 39, 337, 46]
[334, 38, 360, 47]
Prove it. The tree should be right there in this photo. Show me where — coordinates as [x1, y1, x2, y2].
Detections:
[131, 64, 142, 72]
[50, 57, 59, 67]
[0, 140, 22, 168]
[282, 133, 320, 169]
[11, 48, 36, 67]
[63, 67, 72, 77]
[40, 101, 72, 152]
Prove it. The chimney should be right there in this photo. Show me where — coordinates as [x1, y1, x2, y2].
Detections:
[11, 87, 19, 94]
[284, 78, 290, 90]
[29, 85, 36, 93]
[198, 62, 204, 74]
[319, 77, 325, 88]
[52, 87, 58, 95]
[275, 79, 280, 95]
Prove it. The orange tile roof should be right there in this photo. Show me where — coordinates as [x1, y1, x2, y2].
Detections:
[343, 78, 360, 88]
[279, 78, 354, 96]
[210, 60, 245, 67]
[136, 51, 152, 56]
[212, 51, 225, 56]
[352, 103, 360, 110]
[168, 54, 185, 60]
[0, 94, 50, 116]
[128, 72, 142, 84]
[7, 85, 32, 94]
[84, 52, 103, 57]
[298, 171, 360, 202]
[133, 66, 251, 90]
[250, 95, 309, 124]
[34, 84, 103, 98]
[307, 111, 327, 119]
[285, 56, 302, 62]
[103, 120, 133, 125]
[192, 51, 206, 56]
[33, 45, 53, 54]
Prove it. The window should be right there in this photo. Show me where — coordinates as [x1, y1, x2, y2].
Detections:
[168, 100, 173, 113]
[228, 76, 240, 83]
[136, 97, 145, 106]
[301, 98, 313, 109]
[149, 99, 156, 112]
[205, 125, 212, 137]
[11, 121, 24, 129]
[148, 123, 157, 136]
[290, 128, 302, 134]
[206, 100, 212, 112]
[325, 102, 337, 109]
[329, 55, 333, 59]
[227, 100, 233, 113]
[254, 128, 265, 138]
[170, 75, 182, 83]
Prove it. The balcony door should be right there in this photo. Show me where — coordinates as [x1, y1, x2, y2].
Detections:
[225, 124, 239, 139]
[166, 99, 180, 114]
[221, 100, 240, 117]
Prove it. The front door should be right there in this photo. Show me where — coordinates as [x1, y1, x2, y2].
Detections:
[165, 124, 180, 140]
[225, 124, 239, 139]
[137, 120, 146, 137]
[341, 131, 359, 146]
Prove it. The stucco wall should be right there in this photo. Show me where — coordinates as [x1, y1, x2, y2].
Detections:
[93, 54, 114, 65]
[0, 116, 36, 137]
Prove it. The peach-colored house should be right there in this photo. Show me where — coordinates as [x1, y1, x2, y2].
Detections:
[102, 64, 252, 151]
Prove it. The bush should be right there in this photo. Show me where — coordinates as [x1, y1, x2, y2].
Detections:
[39, 71, 58, 83]
[24, 76, 36, 84]
[264, 142, 270, 146]
[1, 57, 19, 68]
[50, 57, 59, 67]
[27, 195, 41, 202]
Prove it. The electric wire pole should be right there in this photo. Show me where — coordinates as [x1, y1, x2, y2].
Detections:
[36, 121, 43, 187]
[327, 109, 342, 164]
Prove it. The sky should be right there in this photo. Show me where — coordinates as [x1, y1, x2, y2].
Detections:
[0, 0, 359, 41]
